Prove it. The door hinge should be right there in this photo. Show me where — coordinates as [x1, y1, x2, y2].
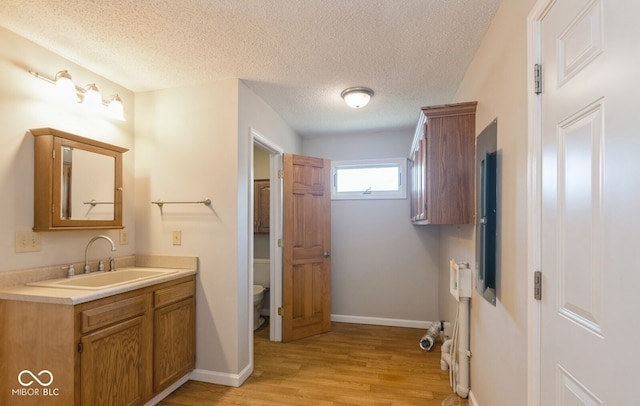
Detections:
[534, 271, 542, 300]
[277, 307, 284, 316]
[277, 169, 284, 179]
[534, 64, 543, 94]
[52, 149, 56, 159]
[277, 238, 283, 248]
[77, 342, 83, 353]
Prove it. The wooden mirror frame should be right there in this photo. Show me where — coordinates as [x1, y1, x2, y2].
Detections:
[31, 128, 128, 231]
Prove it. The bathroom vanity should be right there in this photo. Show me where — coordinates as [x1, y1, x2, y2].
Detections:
[0, 266, 195, 406]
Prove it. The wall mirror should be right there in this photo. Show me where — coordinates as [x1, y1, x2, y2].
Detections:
[31, 128, 128, 231]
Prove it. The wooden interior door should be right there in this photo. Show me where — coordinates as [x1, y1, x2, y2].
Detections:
[282, 153, 331, 342]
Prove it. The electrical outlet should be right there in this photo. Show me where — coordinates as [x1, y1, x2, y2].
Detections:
[15, 231, 42, 253]
[172, 230, 182, 246]
[119, 229, 129, 245]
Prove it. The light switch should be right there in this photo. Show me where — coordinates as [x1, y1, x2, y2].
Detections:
[172, 230, 182, 246]
[15, 231, 41, 253]
[119, 229, 129, 245]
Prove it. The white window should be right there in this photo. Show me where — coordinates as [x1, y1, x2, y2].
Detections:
[331, 158, 407, 200]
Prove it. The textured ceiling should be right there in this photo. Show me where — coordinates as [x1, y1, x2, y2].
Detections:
[0, 0, 500, 137]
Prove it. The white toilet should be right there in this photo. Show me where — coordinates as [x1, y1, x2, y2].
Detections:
[253, 258, 270, 330]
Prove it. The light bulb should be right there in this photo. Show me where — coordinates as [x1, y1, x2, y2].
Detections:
[81, 84, 103, 112]
[107, 95, 125, 121]
[341, 87, 374, 108]
[54, 70, 78, 103]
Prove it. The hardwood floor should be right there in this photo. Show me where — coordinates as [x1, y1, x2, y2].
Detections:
[158, 321, 468, 406]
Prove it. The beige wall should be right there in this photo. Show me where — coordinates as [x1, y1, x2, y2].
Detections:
[0, 26, 135, 274]
[135, 80, 301, 382]
[440, 1, 537, 405]
[135, 80, 242, 377]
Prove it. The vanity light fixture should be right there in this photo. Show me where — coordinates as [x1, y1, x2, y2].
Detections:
[107, 94, 125, 121]
[81, 83, 102, 112]
[53, 70, 78, 103]
[341, 87, 374, 108]
[28, 69, 126, 121]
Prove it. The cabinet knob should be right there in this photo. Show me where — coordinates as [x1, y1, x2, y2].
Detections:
[323, 251, 330, 258]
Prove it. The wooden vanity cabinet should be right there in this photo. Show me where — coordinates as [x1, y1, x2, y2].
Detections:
[78, 293, 153, 406]
[0, 275, 195, 406]
[253, 179, 270, 234]
[409, 101, 477, 225]
[153, 280, 196, 392]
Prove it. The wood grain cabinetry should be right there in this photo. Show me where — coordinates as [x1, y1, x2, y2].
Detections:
[409, 101, 477, 225]
[0, 275, 195, 406]
[79, 294, 152, 406]
[153, 280, 195, 392]
[254, 179, 270, 234]
[31, 127, 127, 231]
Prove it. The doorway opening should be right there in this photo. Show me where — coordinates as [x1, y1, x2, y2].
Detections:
[251, 129, 283, 343]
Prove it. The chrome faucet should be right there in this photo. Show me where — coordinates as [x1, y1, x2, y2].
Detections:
[84, 235, 116, 273]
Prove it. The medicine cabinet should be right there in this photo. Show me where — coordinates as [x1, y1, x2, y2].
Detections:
[31, 127, 128, 231]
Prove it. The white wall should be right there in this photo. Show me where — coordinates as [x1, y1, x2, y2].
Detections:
[303, 129, 441, 325]
[135, 79, 301, 384]
[0, 26, 135, 275]
[440, 1, 537, 405]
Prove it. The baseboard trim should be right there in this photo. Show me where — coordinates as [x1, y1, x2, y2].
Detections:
[143, 374, 189, 405]
[469, 390, 479, 406]
[331, 314, 438, 330]
[190, 363, 252, 388]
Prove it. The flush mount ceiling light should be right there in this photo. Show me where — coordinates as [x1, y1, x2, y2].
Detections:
[341, 87, 374, 108]
[28, 69, 126, 121]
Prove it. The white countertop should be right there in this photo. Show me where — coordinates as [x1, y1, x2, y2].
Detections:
[0, 267, 197, 305]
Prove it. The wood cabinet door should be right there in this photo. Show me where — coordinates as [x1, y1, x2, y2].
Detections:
[425, 114, 475, 224]
[153, 297, 195, 392]
[254, 180, 270, 234]
[80, 316, 149, 406]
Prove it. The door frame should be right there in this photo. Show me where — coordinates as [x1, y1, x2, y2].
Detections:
[250, 128, 284, 343]
[526, 1, 554, 405]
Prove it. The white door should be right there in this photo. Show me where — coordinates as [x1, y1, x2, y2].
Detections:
[536, 0, 640, 404]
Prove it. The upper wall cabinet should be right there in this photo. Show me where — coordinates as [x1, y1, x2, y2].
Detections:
[31, 128, 128, 231]
[254, 179, 270, 234]
[409, 102, 477, 225]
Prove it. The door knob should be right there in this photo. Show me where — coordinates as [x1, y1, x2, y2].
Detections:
[323, 251, 330, 258]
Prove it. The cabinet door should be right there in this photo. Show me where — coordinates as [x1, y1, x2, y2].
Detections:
[154, 297, 195, 392]
[409, 102, 476, 225]
[80, 316, 148, 406]
[254, 180, 270, 234]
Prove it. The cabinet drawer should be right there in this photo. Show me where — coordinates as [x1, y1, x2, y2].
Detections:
[154, 280, 195, 308]
[81, 294, 149, 334]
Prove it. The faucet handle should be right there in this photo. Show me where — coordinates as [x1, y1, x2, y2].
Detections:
[108, 256, 115, 272]
[61, 264, 75, 278]
[98, 260, 105, 272]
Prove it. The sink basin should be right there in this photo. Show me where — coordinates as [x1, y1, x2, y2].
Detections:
[27, 268, 178, 290]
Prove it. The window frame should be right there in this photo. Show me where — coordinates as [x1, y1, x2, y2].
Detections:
[330, 158, 407, 200]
